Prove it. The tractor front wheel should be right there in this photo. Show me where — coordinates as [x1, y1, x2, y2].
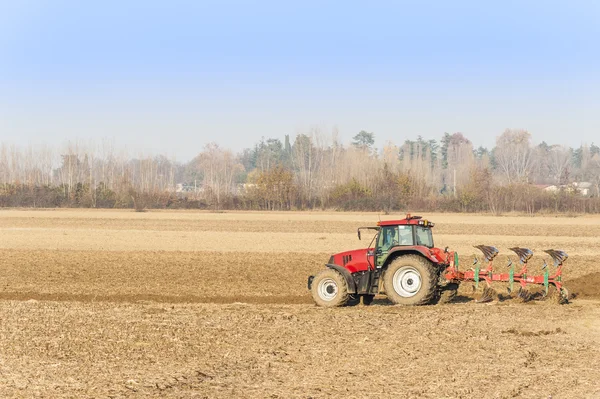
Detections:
[383, 255, 437, 306]
[311, 269, 349, 307]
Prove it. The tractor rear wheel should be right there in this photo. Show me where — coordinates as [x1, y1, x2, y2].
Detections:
[310, 269, 350, 307]
[383, 255, 437, 306]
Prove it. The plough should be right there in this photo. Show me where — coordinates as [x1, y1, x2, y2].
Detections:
[443, 245, 569, 303]
[308, 215, 570, 307]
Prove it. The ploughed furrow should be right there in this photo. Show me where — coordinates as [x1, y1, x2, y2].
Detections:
[0, 249, 597, 304]
[0, 292, 312, 304]
[3, 229, 600, 256]
[0, 249, 326, 301]
[2, 299, 600, 398]
[566, 272, 600, 299]
[4, 216, 600, 237]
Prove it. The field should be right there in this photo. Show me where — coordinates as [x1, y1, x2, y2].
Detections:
[1, 209, 600, 398]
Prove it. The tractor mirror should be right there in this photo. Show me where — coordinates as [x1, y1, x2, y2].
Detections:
[357, 230, 362, 240]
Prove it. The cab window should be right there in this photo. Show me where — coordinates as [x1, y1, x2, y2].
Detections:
[415, 226, 434, 248]
[378, 226, 397, 250]
[397, 225, 414, 245]
[377, 225, 414, 250]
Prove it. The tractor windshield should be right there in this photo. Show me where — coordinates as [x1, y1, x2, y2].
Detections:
[378, 225, 414, 250]
[415, 226, 434, 248]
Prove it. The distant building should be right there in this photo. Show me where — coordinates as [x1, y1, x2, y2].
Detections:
[542, 185, 558, 192]
[537, 182, 592, 196]
[573, 182, 592, 196]
[532, 184, 555, 191]
[176, 183, 202, 194]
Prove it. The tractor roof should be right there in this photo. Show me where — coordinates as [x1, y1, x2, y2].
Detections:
[377, 215, 435, 227]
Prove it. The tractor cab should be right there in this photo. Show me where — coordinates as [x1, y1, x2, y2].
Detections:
[373, 216, 439, 268]
[377, 217, 434, 249]
[330, 215, 445, 275]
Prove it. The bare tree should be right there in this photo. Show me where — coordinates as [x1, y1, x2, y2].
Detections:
[198, 143, 242, 209]
[589, 153, 600, 197]
[494, 129, 534, 183]
[382, 141, 400, 171]
[444, 133, 474, 193]
[292, 130, 323, 207]
[547, 145, 571, 185]
[312, 127, 342, 206]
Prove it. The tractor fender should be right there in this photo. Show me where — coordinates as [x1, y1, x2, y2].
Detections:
[325, 264, 357, 294]
[382, 247, 440, 269]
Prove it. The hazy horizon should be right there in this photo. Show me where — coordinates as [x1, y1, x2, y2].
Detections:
[1, 1, 598, 161]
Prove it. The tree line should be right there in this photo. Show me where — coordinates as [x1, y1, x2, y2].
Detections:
[2, 128, 600, 214]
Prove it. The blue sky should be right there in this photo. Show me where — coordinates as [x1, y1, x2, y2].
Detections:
[1, 0, 598, 160]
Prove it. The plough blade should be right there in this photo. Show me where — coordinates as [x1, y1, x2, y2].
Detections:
[473, 245, 499, 261]
[516, 287, 532, 302]
[557, 287, 569, 304]
[476, 286, 497, 303]
[509, 247, 533, 263]
[544, 249, 568, 266]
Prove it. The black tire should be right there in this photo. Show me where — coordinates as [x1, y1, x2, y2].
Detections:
[346, 295, 360, 306]
[310, 269, 349, 307]
[383, 255, 438, 306]
[362, 295, 375, 306]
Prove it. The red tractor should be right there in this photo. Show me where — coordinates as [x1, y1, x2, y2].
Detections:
[308, 215, 569, 306]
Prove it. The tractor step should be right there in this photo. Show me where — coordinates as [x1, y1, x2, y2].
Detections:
[369, 272, 381, 295]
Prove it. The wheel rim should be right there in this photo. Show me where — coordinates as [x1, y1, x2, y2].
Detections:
[317, 278, 338, 301]
[392, 266, 422, 297]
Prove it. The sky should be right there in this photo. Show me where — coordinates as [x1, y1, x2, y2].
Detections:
[1, 0, 598, 161]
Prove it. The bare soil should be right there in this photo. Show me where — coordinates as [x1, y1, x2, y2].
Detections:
[567, 272, 600, 299]
[0, 209, 599, 398]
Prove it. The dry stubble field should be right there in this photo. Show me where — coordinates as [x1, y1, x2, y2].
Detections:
[1, 209, 600, 398]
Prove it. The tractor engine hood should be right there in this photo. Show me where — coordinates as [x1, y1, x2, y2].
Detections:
[329, 248, 373, 273]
